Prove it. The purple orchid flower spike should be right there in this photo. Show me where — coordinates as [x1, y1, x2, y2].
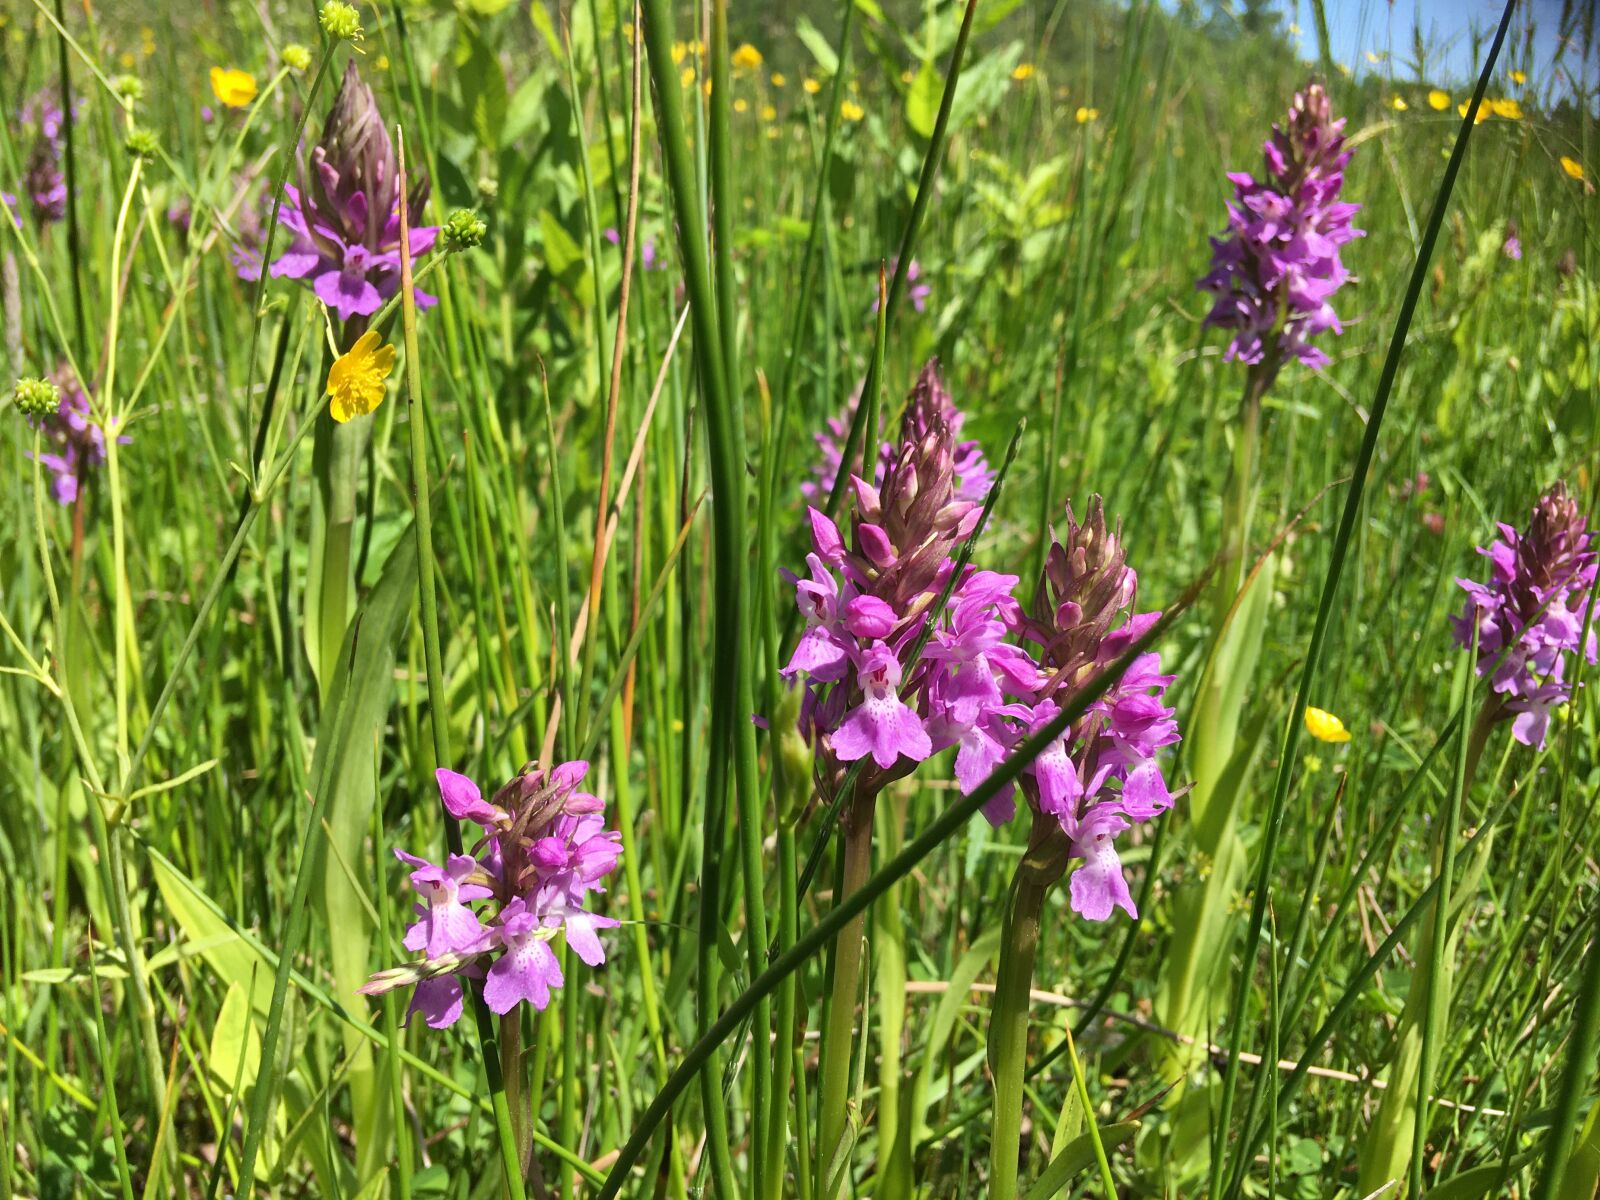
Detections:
[1197, 81, 1363, 376]
[19, 90, 72, 225]
[25, 365, 129, 506]
[267, 61, 439, 325]
[362, 759, 622, 1029]
[1452, 482, 1598, 749]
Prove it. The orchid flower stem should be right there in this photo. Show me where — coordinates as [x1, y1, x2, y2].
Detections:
[815, 790, 878, 1198]
[393, 129, 526, 1199]
[989, 870, 1050, 1200]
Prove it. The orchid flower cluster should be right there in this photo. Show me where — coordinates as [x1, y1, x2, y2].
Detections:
[1197, 81, 1363, 371]
[18, 90, 72, 225]
[360, 762, 622, 1028]
[784, 363, 1179, 919]
[262, 62, 438, 323]
[1452, 482, 1598, 749]
[26, 365, 127, 506]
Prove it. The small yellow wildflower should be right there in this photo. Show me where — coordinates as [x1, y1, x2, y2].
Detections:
[326, 331, 396, 424]
[1490, 98, 1522, 120]
[766, 126, 781, 140]
[900, 69, 913, 84]
[1428, 89, 1450, 111]
[1075, 106, 1099, 124]
[375, 53, 390, 72]
[1560, 155, 1585, 181]
[119, 51, 136, 69]
[209, 66, 257, 109]
[1012, 62, 1035, 81]
[1304, 706, 1353, 744]
[803, 77, 821, 95]
[840, 99, 864, 122]
[1365, 50, 1383, 64]
[1288, 21, 1300, 35]
[1457, 100, 1489, 124]
[671, 41, 688, 66]
[680, 65, 695, 88]
[702, 79, 713, 98]
[1391, 95, 1408, 111]
[760, 104, 777, 121]
[622, 22, 634, 44]
[1510, 69, 1526, 85]
[733, 97, 748, 114]
[731, 43, 763, 71]
[770, 72, 786, 88]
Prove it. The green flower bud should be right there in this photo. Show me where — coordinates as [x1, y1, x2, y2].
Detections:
[772, 685, 813, 827]
[318, 1, 363, 42]
[125, 127, 160, 159]
[13, 376, 60, 419]
[112, 74, 144, 105]
[283, 43, 312, 72]
[476, 175, 499, 205]
[442, 208, 487, 251]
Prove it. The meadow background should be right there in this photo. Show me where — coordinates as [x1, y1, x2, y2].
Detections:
[1, 0, 1597, 1197]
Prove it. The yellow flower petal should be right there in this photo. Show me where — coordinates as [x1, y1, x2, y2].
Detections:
[733, 97, 748, 114]
[770, 72, 786, 88]
[1561, 155, 1586, 180]
[1510, 70, 1526, 85]
[1075, 105, 1099, 124]
[1457, 100, 1489, 123]
[1390, 95, 1408, 111]
[1011, 63, 1035, 81]
[731, 43, 763, 71]
[326, 330, 395, 424]
[840, 99, 864, 122]
[209, 66, 258, 109]
[1304, 706, 1353, 744]
[1490, 98, 1522, 120]
[1428, 89, 1450, 111]
[803, 77, 821, 95]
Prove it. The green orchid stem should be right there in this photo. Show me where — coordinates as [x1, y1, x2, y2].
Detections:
[989, 863, 1051, 1200]
[815, 790, 879, 1197]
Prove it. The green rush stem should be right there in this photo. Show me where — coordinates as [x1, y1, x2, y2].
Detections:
[638, 2, 741, 1196]
[103, 155, 143, 771]
[1410, 623, 1477, 1193]
[988, 868, 1050, 1200]
[764, 822, 801, 1200]
[1211, 7, 1512, 1193]
[591, 596, 1198, 1200]
[815, 792, 878, 1198]
[394, 130, 525, 1198]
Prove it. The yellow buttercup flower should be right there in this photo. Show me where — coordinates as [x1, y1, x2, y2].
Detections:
[1457, 100, 1489, 124]
[1365, 50, 1383, 64]
[803, 77, 821, 95]
[1012, 62, 1035, 81]
[733, 97, 748, 114]
[1510, 69, 1526, 85]
[327, 331, 396, 424]
[1075, 105, 1099, 124]
[670, 41, 688, 66]
[1391, 95, 1408, 111]
[1304, 706, 1353, 744]
[760, 104, 777, 122]
[680, 65, 695, 88]
[209, 66, 257, 109]
[1490, 98, 1522, 120]
[840, 99, 864, 122]
[731, 43, 763, 71]
[900, 69, 913, 84]
[1561, 155, 1586, 180]
[1428, 89, 1450, 111]
[770, 72, 786, 88]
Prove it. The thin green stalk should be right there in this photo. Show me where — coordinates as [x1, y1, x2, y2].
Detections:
[593, 584, 1201, 1200]
[989, 867, 1050, 1200]
[1531, 886, 1600, 1200]
[815, 790, 878, 1196]
[1211, 8, 1513, 1191]
[51, 0, 86, 357]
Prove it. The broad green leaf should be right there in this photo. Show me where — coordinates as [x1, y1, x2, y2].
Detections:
[151, 852, 275, 1016]
[458, 27, 509, 149]
[540, 208, 586, 282]
[796, 16, 840, 76]
[1023, 1121, 1139, 1199]
[905, 61, 941, 140]
[207, 981, 262, 1095]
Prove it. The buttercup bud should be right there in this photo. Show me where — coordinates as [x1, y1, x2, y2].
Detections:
[442, 208, 486, 251]
[13, 376, 59, 419]
[319, 1, 363, 42]
[125, 127, 160, 159]
[283, 44, 312, 72]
